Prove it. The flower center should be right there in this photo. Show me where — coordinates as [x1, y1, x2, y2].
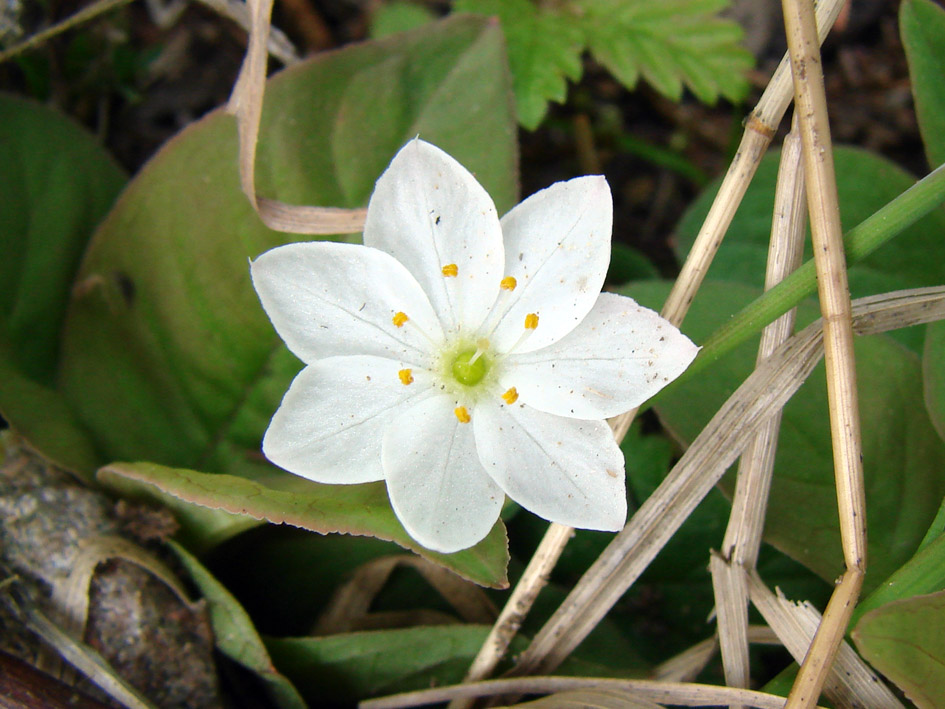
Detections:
[451, 349, 489, 386]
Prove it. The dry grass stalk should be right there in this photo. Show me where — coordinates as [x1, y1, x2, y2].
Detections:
[746, 571, 903, 708]
[227, 0, 367, 234]
[468, 1, 849, 686]
[780, 0, 867, 705]
[505, 288, 945, 677]
[361, 675, 827, 709]
[710, 119, 808, 705]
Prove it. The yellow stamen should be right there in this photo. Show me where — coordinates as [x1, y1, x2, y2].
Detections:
[501, 387, 519, 405]
[500, 276, 517, 291]
[524, 313, 539, 330]
[454, 406, 471, 424]
[392, 311, 408, 328]
[441, 263, 458, 277]
[398, 369, 414, 385]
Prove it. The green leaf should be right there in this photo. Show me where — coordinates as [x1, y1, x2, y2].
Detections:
[455, 0, 584, 129]
[901, 0, 945, 171]
[168, 541, 307, 709]
[0, 93, 125, 475]
[98, 462, 510, 588]
[674, 147, 945, 352]
[265, 626, 501, 703]
[925, 320, 945, 443]
[627, 280, 945, 592]
[578, 0, 752, 105]
[853, 590, 945, 709]
[0, 94, 126, 383]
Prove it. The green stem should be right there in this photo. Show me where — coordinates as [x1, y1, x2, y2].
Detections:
[661, 161, 945, 394]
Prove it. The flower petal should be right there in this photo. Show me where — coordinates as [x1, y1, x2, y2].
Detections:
[363, 139, 504, 334]
[502, 293, 699, 419]
[473, 401, 626, 531]
[251, 241, 443, 364]
[263, 356, 434, 484]
[489, 176, 612, 354]
[383, 395, 504, 553]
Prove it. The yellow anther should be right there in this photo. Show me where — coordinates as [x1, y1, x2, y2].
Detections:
[392, 311, 409, 327]
[500, 276, 517, 291]
[501, 387, 519, 405]
[398, 369, 414, 385]
[441, 263, 458, 277]
[524, 313, 539, 330]
[454, 406, 471, 424]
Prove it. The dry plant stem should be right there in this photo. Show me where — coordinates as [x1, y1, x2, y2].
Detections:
[746, 572, 903, 708]
[361, 676, 826, 709]
[711, 120, 808, 704]
[781, 0, 867, 706]
[227, 0, 367, 234]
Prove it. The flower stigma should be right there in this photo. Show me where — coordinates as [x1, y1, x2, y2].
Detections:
[451, 348, 489, 386]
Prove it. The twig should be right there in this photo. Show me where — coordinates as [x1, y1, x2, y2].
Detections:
[710, 116, 807, 704]
[361, 675, 825, 709]
[780, 0, 867, 706]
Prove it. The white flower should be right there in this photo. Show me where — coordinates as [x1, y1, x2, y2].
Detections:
[251, 139, 698, 554]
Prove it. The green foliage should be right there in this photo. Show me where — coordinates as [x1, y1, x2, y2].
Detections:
[853, 591, 945, 708]
[901, 0, 945, 171]
[370, 1, 436, 39]
[924, 321, 945, 443]
[456, 0, 752, 129]
[0, 16, 518, 590]
[628, 280, 945, 593]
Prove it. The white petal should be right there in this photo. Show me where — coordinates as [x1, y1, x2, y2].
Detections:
[251, 241, 443, 364]
[489, 176, 612, 354]
[473, 401, 626, 531]
[263, 356, 435, 484]
[503, 293, 699, 419]
[363, 139, 504, 334]
[383, 395, 504, 553]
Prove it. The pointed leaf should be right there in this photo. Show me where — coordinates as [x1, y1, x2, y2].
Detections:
[98, 462, 509, 588]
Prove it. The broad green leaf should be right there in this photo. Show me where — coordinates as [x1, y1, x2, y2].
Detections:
[455, 0, 584, 129]
[98, 462, 510, 588]
[266, 626, 502, 703]
[901, 0, 945, 171]
[0, 94, 125, 475]
[168, 541, 307, 709]
[578, 0, 752, 106]
[512, 690, 663, 709]
[853, 590, 945, 709]
[0, 93, 126, 383]
[627, 280, 945, 592]
[925, 320, 945, 443]
[674, 147, 945, 352]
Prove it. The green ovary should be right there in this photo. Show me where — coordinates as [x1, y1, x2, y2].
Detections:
[451, 349, 489, 386]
